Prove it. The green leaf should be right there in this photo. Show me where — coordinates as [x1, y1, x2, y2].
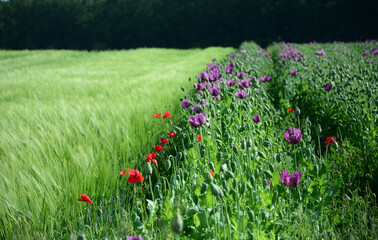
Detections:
[261, 191, 271, 207]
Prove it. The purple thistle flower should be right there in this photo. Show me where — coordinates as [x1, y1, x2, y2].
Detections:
[241, 50, 247, 54]
[257, 51, 263, 55]
[290, 69, 297, 77]
[229, 62, 236, 68]
[373, 50, 378, 56]
[235, 90, 248, 99]
[227, 79, 235, 86]
[237, 72, 245, 79]
[324, 58, 328, 62]
[210, 58, 216, 62]
[188, 113, 207, 128]
[225, 66, 234, 74]
[181, 99, 190, 109]
[258, 75, 272, 82]
[192, 103, 203, 113]
[283, 127, 303, 144]
[279, 170, 302, 187]
[238, 79, 250, 89]
[362, 50, 369, 56]
[228, 53, 236, 58]
[315, 49, 325, 56]
[127, 237, 143, 240]
[324, 83, 332, 91]
[253, 115, 261, 123]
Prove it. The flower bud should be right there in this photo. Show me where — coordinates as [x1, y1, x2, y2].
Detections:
[201, 183, 208, 195]
[171, 211, 183, 233]
[165, 159, 171, 171]
[145, 162, 153, 175]
[208, 161, 215, 171]
[187, 206, 199, 216]
[225, 170, 235, 179]
[216, 152, 224, 161]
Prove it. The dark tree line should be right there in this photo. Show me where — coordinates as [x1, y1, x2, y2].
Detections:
[0, 0, 377, 50]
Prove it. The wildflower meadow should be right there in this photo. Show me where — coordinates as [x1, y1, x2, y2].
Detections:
[0, 41, 377, 239]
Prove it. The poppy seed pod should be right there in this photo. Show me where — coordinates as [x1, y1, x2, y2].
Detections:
[171, 211, 183, 233]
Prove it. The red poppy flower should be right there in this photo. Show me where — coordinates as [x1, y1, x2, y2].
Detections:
[120, 168, 130, 176]
[210, 169, 214, 177]
[169, 132, 176, 138]
[197, 134, 201, 142]
[154, 145, 164, 152]
[78, 194, 93, 204]
[325, 137, 337, 146]
[162, 111, 172, 119]
[146, 153, 158, 166]
[127, 169, 144, 183]
[154, 113, 161, 118]
[287, 108, 294, 113]
[160, 138, 168, 145]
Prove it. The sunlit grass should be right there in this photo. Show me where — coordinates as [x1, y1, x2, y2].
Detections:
[0, 47, 234, 238]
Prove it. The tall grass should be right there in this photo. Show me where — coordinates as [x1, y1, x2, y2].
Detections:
[0, 47, 234, 238]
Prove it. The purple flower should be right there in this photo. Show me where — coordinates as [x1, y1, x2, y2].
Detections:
[370, 60, 374, 64]
[238, 79, 250, 89]
[188, 113, 207, 128]
[258, 75, 272, 82]
[334, 48, 338, 51]
[193, 82, 206, 93]
[227, 79, 235, 86]
[247, 76, 254, 83]
[279, 170, 302, 187]
[202, 99, 209, 107]
[210, 84, 220, 97]
[362, 50, 369, 56]
[229, 62, 236, 68]
[257, 51, 263, 55]
[228, 53, 236, 58]
[290, 69, 297, 77]
[225, 66, 234, 74]
[235, 90, 248, 99]
[266, 179, 271, 187]
[253, 115, 261, 123]
[241, 50, 247, 54]
[210, 58, 216, 62]
[197, 72, 208, 82]
[315, 49, 325, 56]
[192, 103, 203, 113]
[373, 50, 378, 56]
[324, 58, 328, 62]
[283, 127, 303, 144]
[127, 237, 143, 240]
[324, 83, 332, 91]
[181, 99, 190, 109]
[237, 72, 245, 79]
